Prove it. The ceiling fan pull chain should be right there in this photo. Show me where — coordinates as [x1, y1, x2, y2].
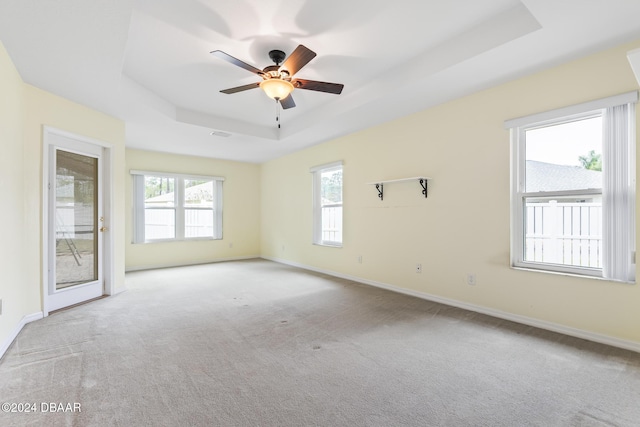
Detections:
[276, 99, 281, 128]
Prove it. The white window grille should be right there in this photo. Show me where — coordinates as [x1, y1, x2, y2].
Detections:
[311, 161, 343, 247]
[507, 92, 636, 282]
[131, 171, 223, 243]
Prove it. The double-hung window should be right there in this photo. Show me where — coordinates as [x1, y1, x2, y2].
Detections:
[132, 171, 223, 243]
[507, 92, 636, 282]
[311, 161, 343, 247]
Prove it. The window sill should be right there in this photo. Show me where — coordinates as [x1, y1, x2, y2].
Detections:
[134, 237, 221, 244]
[313, 242, 343, 248]
[511, 265, 635, 285]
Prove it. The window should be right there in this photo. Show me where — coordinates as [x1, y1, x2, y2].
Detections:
[311, 161, 343, 246]
[132, 171, 223, 243]
[507, 92, 636, 282]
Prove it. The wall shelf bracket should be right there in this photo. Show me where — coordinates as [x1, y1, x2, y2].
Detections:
[419, 178, 428, 198]
[367, 177, 431, 201]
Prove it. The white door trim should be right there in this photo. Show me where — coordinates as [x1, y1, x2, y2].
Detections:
[42, 126, 114, 316]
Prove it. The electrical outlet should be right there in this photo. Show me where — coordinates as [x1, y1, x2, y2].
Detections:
[228, 242, 233, 249]
[416, 263, 422, 273]
[357, 255, 363, 264]
[467, 274, 476, 286]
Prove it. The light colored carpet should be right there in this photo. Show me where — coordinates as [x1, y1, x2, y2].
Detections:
[1, 259, 640, 426]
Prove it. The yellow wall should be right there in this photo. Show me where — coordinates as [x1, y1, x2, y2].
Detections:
[23, 85, 127, 297]
[261, 40, 640, 345]
[125, 149, 261, 270]
[0, 41, 28, 343]
[0, 40, 126, 351]
[3, 34, 640, 352]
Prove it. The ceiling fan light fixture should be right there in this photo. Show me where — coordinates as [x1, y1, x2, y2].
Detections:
[260, 78, 294, 100]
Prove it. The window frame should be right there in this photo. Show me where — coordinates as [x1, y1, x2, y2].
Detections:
[311, 161, 343, 247]
[511, 112, 604, 277]
[131, 170, 224, 243]
[507, 91, 637, 280]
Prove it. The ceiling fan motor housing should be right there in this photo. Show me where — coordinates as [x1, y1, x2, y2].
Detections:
[268, 49, 286, 65]
[212, 44, 344, 109]
[262, 65, 286, 78]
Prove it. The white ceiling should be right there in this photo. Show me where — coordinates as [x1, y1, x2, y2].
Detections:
[1, 0, 640, 163]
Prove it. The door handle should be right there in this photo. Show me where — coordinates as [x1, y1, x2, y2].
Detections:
[99, 226, 108, 232]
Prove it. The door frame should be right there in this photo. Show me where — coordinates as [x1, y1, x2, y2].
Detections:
[42, 126, 114, 316]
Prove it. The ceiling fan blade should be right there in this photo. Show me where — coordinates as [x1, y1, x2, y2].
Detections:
[279, 94, 296, 109]
[210, 50, 263, 75]
[279, 45, 316, 76]
[293, 79, 344, 94]
[220, 82, 260, 94]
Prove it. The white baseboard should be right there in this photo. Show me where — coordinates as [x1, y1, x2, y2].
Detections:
[262, 256, 640, 354]
[107, 286, 127, 296]
[0, 312, 43, 360]
[125, 255, 260, 273]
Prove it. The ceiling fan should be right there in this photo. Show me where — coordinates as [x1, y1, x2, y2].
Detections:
[210, 45, 344, 110]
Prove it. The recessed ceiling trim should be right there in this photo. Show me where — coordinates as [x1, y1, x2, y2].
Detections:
[176, 108, 279, 140]
[210, 130, 232, 137]
[4, 0, 640, 163]
[627, 48, 640, 88]
[120, 76, 177, 119]
[280, 2, 542, 140]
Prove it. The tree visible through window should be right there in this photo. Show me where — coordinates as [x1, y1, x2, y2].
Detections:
[508, 92, 636, 281]
[523, 116, 603, 269]
[312, 162, 343, 246]
[184, 179, 214, 238]
[132, 172, 223, 243]
[144, 176, 176, 239]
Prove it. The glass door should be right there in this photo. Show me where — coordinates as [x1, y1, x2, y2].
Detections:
[47, 136, 104, 312]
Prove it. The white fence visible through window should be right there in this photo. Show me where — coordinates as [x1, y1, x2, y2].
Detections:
[322, 206, 342, 243]
[144, 208, 214, 240]
[185, 209, 214, 238]
[525, 201, 602, 268]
